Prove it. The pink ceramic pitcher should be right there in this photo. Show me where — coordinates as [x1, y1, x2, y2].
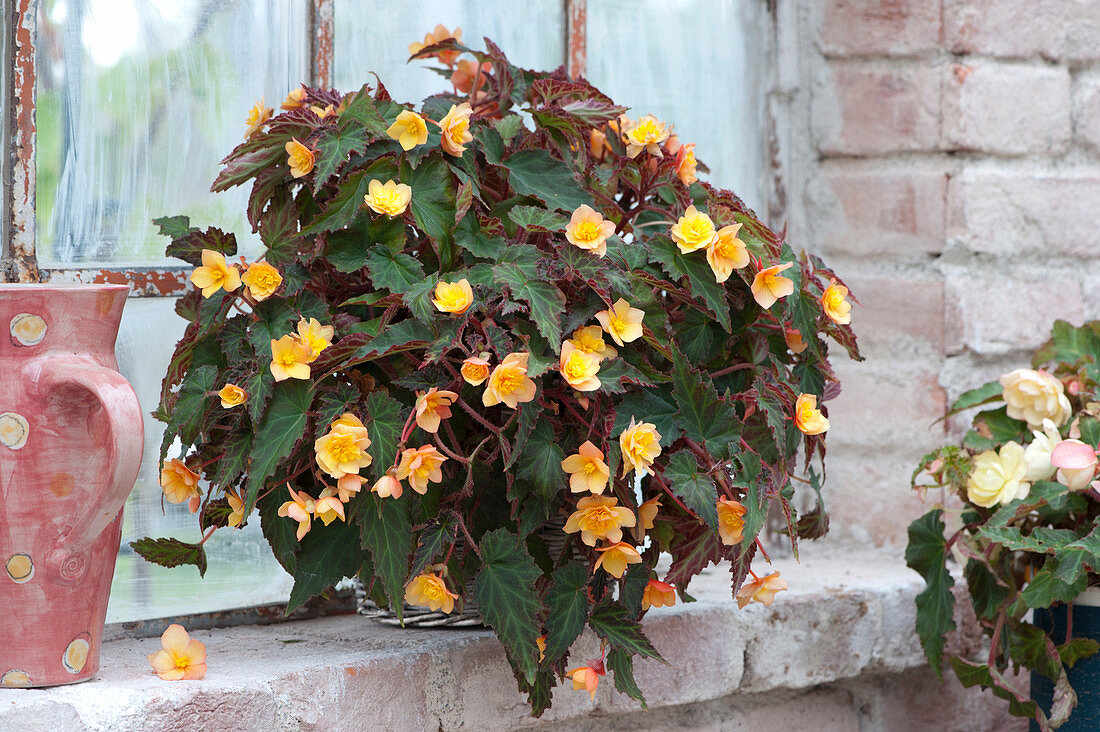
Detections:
[0, 283, 143, 686]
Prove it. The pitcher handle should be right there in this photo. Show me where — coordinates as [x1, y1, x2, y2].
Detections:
[37, 358, 144, 583]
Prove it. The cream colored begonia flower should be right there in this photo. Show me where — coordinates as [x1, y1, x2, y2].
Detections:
[670, 205, 717, 253]
[593, 541, 643, 578]
[395, 445, 448, 494]
[559, 341, 602, 392]
[706, 224, 749, 283]
[565, 204, 615, 257]
[363, 179, 412, 217]
[147, 625, 207, 681]
[405, 572, 459, 613]
[372, 470, 404, 499]
[432, 279, 474, 315]
[1000, 369, 1072, 429]
[437, 103, 474, 157]
[966, 441, 1030, 508]
[218, 383, 247, 409]
[794, 394, 829, 435]
[314, 487, 346, 526]
[751, 262, 795, 309]
[561, 440, 610, 494]
[621, 114, 670, 158]
[241, 261, 282, 301]
[415, 387, 459, 433]
[619, 417, 662, 477]
[1024, 418, 1063, 482]
[736, 571, 788, 609]
[278, 485, 315, 541]
[595, 298, 645, 347]
[387, 110, 429, 151]
[482, 352, 537, 409]
[190, 249, 241, 299]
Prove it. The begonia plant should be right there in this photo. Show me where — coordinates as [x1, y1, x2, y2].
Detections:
[137, 31, 860, 714]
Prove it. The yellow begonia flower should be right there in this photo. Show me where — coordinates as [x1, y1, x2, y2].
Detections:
[160, 459, 201, 513]
[564, 495, 636, 546]
[147, 625, 207, 681]
[794, 393, 829, 435]
[432, 278, 474, 315]
[619, 417, 662, 477]
[296, 317, 334, 362]
[595, 298, 645, 347]
[218, 383, 247, 408]
[593, 541, 643, 578]
[482, 352, 537, 409]
[642, 580, 677, 611]
[638, 497, 660, 530]
[190, 249, 241, 298]
[415, 387, 459, 433]
[670, 205, 718, 253]
[561, 440, 610, 495]
[736, 571, 788, 609]
[437, 103, 474, 157]
[408, 24, 463, 66]
[405, 572, 459, 614]
[717, 498, 747, 546]
[281, 86, 306, 110]
[311, 104, 336, 119]
[395, 445, 448, 494]
[706, 224, 750, 283]
[967, 441, 1030, 508]
[461, 353, 491, 386]
[569, 325, 617, 362]
[566, 665, 602, 699]
[751, 262, 795, 309]
[564, 204, 615, 257]
[387, 110, 429, 151]
[244, 98, 272, 139]
[372, 469, 404, 499]
[821, 280, 852, 325]
[241, 261, 283, 301]
[559, 341, 602, 392]
[277, 485, 315, 541]
[314, 487, 347, 526]
[314, 413, 372, 479]
[363, 179, 412, 217]
[621, 114, 670, 158]
[226, 488, 245, 528]
[284, 139, 315, 178]
[785, 328, 807, 354]
[673, 139, 698, 185]
[270, 334, 313, 382]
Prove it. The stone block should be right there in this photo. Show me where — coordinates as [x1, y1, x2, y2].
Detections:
[945, 0, 1100, 62]
[820, 0, 942, 57]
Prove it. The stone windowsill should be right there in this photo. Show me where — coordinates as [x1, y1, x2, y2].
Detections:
[1, 551, 980, 731]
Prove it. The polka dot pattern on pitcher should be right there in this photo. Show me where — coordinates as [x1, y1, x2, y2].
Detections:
[0, 412, 29, 450]
[62, 635, 91, 674]
[9, 313, 46, 346]
[0, 669, 31, 687]
[5, 553, 33, 583]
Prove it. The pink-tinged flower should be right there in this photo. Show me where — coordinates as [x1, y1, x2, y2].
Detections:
[967, 442, 1030, 507]
[784, 328, 807, 355]
[559, 341, 602, 392]
[190, 249, 241, 298]
[593, 541, 643, 578]
[717, 498, 747, 545]
[673, 141, 698, 185]
[642, 580, 677, 611]
[284, 139, 315, 178]
[450, 59, 491, 94]
[595, 298, 645, 347]
[386, 110, 429, 151]
[314, 487, 347, 526]
[566, 664, 603, 699]
[415, 387, 459, 433]
[706, 224, 749, 283]
[565, 204, 615, 257]
[821, 280, 852, 325]
[315, 413, 373, 479]
[751, 262, 795, 309]
[244, 98, 272, 139]
[482, 352, 537, 409]
[670, 205, 717, 253]
[437, 103, 474, 157]
[1051, 439, 1099, 491]
[1000, 369, 1072, 429]
[408, 24, 463, 66]
[336, 474, 366, 502]
[281, 86, 306, 110]
[363, 179, 412, 217]
[405, 573, 459, 613]
[241, 261, 283, 301]
[278, 485, 316, 541]
[794, 394, 829, 435]
[225, 488, 245, 528]
[461, 353, 492, 385]
[590, 128, 609, 161]
[619, 417, 662, 477]
[395, 445, 448, 494]
[621, 114, 671, 158]
[160, 459, 201, 514]
[569, 325, 617, 362]
[561, 441, 611, 494]
[217, 383, 247, 409]
[269, 334, 313, 382]
[371, 470, 404, 499]
[432, 278, 474, 315]
[638, 497, 661, 530]
[564, 495, 636, 546]
[296, 317, 334, 362]
[147, 624, 207, 681]
[736, 572, 788, 609]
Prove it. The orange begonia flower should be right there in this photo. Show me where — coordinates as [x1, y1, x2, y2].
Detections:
[386, 110, 429, 151]
[244, 98, 272, 139]
[437, 103, 474, 157]
[736, 571, 788, 609]
[589, 128, 609, 162]
[794, 393, 829, 435]
[451, 59, 491, 94]
[405, 573, 459, 614]
[241, 261, 283, 301]
[751, 262, 795, 309]
[784, 328, 807, 354]
[314, 487, 347, 526]
[642, 579, 677, 611]
[461, 353, 492, 386]
[415, 387, 459, 433]
[638, 497, 661, 530]
[621, 114, 670, 158]
[408, 24, 463, 66]
[281, 85, 306, 110]
[569, 325, 617, 362]
[217, 383, 247, 408]
[372, 470, 404, 499]
[278, 485, 315, 541]
[395, 445, 448, 494]
[147, 624, 207, 681]
[269, 335, 313, 382]
[619, 417, 662, 477]
[717, 498, 747, 546]
[284, 139, 315, 178]
[432, 278, 474, 315]
[536, 635, 547, 663]
[594, 541, 643, 578]
[363, 179, 412, 217]
[674, 140, 698, 185]
[564, 495, 636, 546]
[706, 224, 750, 284]
[160, 459, 201, 514]
[595, 298, 645, 347]
[821, 280, 852, 325]
[559, 341, 602, 392]
[561, 440, 611, 495]
[567, 664, 603, 699]
[296, 317, 334, 363]
[670, 205, 717, 253]
[190, 249, 241, 298]
[564, 204, 615, 258]
[315, 413, 373, 479]
[225, 488, 245, 528]
[483, 352, 537, 409]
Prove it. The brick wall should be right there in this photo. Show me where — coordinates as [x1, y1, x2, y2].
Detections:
[781, 1, 1100, 547]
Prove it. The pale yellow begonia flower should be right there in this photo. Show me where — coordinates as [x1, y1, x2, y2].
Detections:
[717, 498, 747, 546]
[560, 440, 610, 495]
[269, 335, 313, 382]
[281, 86, 306, 110]
[794, 394, 829, 435]
[284, 139, 315, 178]
[160, 459, 201, 514]
[569, 325, 617, 362]
[619, 417, 662, 477]
[147, 625, 207, 681]
[395, 445, 448, 494]
[437, 103, 474, 157]
[314, 487, 347, 526]
[241, 261, 282, 301]
[559, 341, 602, 392]
[564, 495, 636, 546]
[1000, 368, 1072, 429]
[736, 571, 788, 609]
[482, 352, 537, 409]
[750, 262, 795, 309]
[405, 573, 459, 614]
[218, 383, 247, 409]
[967, 441, 1031, 507]
[363, 179, 412, 217]
[314, 413, 373, 479]
[225, 488, 245, 528]
[432, 279, 474, 315]
[564, 204, 615, 257]
[593, 541, 643, 578]
[244, 97, 272, 139]
[296, 317, 334, 362]
[190, 249, 241, 298]
[621, 114, 670, 158]
[595, 298, 645, 347]
[387, 110, 429, 151]
[670, 205, 717, 253]
[706, 224, 749, 283]
[277, 485, 315, 541]
[821, 280, 852, 325]
[415, 387, 459, 433]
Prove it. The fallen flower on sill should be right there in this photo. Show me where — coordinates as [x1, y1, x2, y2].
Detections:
[147, 624, 207, 681]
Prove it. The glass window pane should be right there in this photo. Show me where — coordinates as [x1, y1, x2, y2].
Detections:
[35, 0, 310, 266]
[334, 0, 565, 104]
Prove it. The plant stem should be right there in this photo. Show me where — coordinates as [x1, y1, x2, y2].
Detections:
[709, 363, 754, 379]
[988, 612, 1005, 668]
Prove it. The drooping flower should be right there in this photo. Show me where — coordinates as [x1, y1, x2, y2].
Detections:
[241, 261, 283, 301]
[386, 110, 429, 151]
[593, 541, 643, 578]
[673, 140, 698, 185]
[461, 353, 492, 385]
[966, 441, 1030, 508]
[405, 573, 459, 614]
[536, 635, 547, 663]
[794, 394, 829, 435]
[566, 665, 603, 699]
[314, 487, 347, 526]
[190, 249, 241, 298]
[564, 205, 615, 257]
[217, 383, 247, 409]
[314, 413, 373, 479]
[564, 495, 636, 546]
[482, 352, 537, 409]
[1051, 439, 1099, 491]
[561, 441, 611, 494]
[244, 97, 272, 139]
[751, 262, 795, 309]
[1024, 418, 1063, 482]
[451, 59, 491, 94]
[670, 205, 718, 253]
[160, 459, 201, 514]
[638, 497, 661, 530]
[336, 474, 365, 503]
[432, 278, 474, 315]
[363, 179, 412, 217]
[559, 341, 602, 392]
[784, 328, 807, 354]
[589, 128, 609, 161]
[595, 298, 645, 347]
[277, 485, 315, 541]
[395, 445, 448, 494]
[372, 470, 404, 499]
[408, 24, 463, 66]
[296, 317, 334, 362]
[415, 387, 459, 433]
[736, 572, 788, 609]
[642, 580, 677, 611]
[706, 224, 750, 283]
[225, 488, 245, 528]
[269, 335, 313, 382]
[821, 280, 852, 325]
[569, 325, 617, 362]
[147, 625, 207, 681]
[619, 417, 662, 477]
[717, 498, 747, 545]
[284, 139, 315, 178]
[281, 85, 306, 110]
[437, 102, 474, 157]
[621, 114, 671, 158]
[1000, 369, 1072, 429]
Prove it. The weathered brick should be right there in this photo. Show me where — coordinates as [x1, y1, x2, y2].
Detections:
[945, 0, 1100, 62]
[840, 275, 945, 353]
[815, 64, 943, 156]
[1073, 77, 1100, 152]
[943, 62, 1071, 155]
[826, 361, 947, 451]
[809, 168, 946, 256]
[948, 170, 1100, 258]
[820, 0, 942, 57]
